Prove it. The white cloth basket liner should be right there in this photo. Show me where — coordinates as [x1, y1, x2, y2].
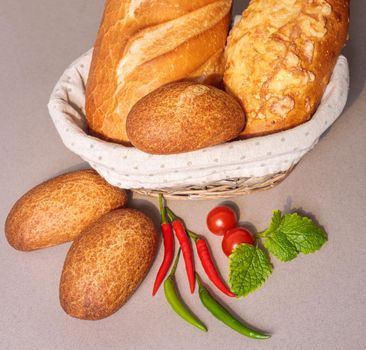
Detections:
[48, 50, 349, 189]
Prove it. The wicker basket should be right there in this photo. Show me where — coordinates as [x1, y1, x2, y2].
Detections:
[134, 168, 294, 200]
[48, 50, 349, 200]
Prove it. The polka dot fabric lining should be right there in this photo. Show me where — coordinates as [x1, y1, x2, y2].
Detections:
[48, 50, 349, 190]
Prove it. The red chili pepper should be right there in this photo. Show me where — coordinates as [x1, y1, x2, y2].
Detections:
[188, 231, 235, 297]
[166, 208, 195, 293]
[152, 194, 174, 296]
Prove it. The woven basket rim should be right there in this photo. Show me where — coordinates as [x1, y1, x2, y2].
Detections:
[133, 167, 294, 200]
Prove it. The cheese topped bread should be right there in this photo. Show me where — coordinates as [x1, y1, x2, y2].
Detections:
[224, 0, 349, 138]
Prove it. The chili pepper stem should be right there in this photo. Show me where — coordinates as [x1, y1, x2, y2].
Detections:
[166, 207, 177, 222]
[196, 273, 204, 289]
[169, 249, 181, 277]
[187, 230, 200, 242]
[159, 194, 168, 224]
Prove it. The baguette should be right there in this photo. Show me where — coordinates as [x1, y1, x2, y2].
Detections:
[86, 0, 232, 145]
[224, 0, 350, 138]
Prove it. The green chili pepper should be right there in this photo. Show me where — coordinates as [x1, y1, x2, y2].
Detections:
[196, 273, 270, 339]
[164, 250, 207, 332]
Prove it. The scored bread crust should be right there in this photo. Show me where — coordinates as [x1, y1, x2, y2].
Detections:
[224, 0, 350, 138]
[86, 0, 232, 145]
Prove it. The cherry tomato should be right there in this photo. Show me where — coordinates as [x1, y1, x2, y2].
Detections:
[222, 227, 255, 256]
[207, 206, 237, 236]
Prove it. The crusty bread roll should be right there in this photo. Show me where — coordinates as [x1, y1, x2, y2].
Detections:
[224, 0, 349, 138]
[126, 82, 245, 154]
[60, 209, 157, 320]
[5, 170, 127, 251]
[86, 0, 232, 145]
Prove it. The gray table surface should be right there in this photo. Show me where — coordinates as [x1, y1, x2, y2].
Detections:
[1, 1, 365, 350]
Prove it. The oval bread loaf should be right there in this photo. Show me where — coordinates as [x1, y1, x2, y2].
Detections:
[86, 0, 232, 145]
[224, 0, 349, 137]
[5, 170, 127, 251]
[126, 82, 245, 154]
[59, 209, 158, 320]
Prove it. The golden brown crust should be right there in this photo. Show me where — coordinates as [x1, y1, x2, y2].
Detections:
[59, 209, 158, 320]
[5, 170, 127, 251]
[224, 0, 350, 138]
[126, 81, 245, 154]
[85, 0, 232, 145]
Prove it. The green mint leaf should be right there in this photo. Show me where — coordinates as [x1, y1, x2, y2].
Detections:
[267, 210, 283, 233]
[263, 210, 327, 261]
[281, 213, 328, 254]
[229, 244, 272, 297]
[263, 231, 299, 261]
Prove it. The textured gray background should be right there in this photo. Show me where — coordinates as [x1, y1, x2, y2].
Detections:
[1, 1, 365, 350]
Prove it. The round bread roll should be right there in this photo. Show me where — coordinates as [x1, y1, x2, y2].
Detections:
[126, 82, 245, 154]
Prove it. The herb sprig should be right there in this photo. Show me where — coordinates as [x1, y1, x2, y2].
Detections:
[229, 210, 327, 297]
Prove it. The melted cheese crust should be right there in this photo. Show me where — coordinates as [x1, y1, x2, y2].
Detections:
[224, 0, 349, 137]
